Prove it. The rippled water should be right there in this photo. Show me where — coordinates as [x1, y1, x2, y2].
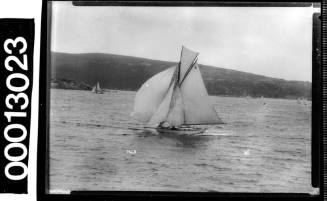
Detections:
[49, 89, 313, 193]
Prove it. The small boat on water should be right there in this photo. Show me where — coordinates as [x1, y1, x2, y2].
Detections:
[92, 82, 104, 94]
[132, 46, 223, 135]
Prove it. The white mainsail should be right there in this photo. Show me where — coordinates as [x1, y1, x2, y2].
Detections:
[132, 46, 223, 127]
[97, 82, 100, 91]
[181, 62, 223, 124]
[92, 82, 103, 93]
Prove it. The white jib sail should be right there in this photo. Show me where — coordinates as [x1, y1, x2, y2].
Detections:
[132, 67, 176, 123]
[147, 83, 175, 126]
[97, 82, 103, 93]
[164, 85, 184, 127]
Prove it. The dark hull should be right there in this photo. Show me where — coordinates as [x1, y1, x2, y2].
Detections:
[156, 127, 206, 135]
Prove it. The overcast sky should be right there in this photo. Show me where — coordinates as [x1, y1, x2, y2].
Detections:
[51, 2, 319, 81]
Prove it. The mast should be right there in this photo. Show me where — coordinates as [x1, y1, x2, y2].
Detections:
[162, 60, 184, 127]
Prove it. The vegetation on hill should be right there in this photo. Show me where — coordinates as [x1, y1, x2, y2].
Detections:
[50, 52, 311, 99]
[51, 78, 92, 90]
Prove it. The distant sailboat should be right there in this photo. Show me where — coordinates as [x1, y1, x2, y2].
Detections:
[92, 82, 104, 94]
[132, 46, 223, 135]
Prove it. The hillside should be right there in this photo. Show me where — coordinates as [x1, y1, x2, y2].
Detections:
[50, 52, 311, 99]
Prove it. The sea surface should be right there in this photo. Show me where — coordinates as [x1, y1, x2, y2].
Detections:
[49, 88, 313, 193]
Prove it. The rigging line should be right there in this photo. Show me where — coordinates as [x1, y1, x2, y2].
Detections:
[179, 55, 199, 86]
[157, 61, 181, 114]
[156, 64, 180, 125]
[177, 47, 183, 84]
